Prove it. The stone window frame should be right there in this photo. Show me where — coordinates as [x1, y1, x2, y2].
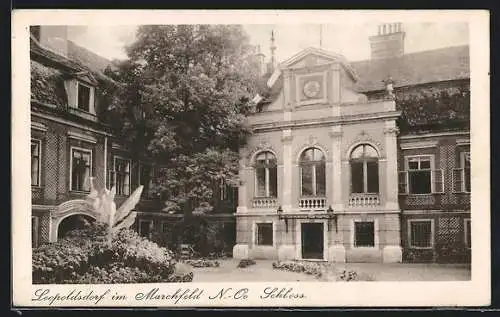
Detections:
[350, 218, 379, 249]
[252, 220, 276, 247]
[76, 81, 95, 114]
[111, 156, 132, 196]
[299, 147, 326, 197]
[460, 151, 471, 193]
[69, 146, 93, 193]
[349, 143, 380, 194]
[254, 151, 278, 198]
[31, 138, 42, 187]
[402, 154, 444, 195]
[407, 218, 435, 249]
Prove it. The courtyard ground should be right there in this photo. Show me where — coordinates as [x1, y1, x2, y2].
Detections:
[189, 259, 471, 282]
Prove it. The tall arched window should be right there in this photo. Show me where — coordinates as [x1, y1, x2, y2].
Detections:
[255, 152, 277, 197]
[300, 148, 326, 196]
[350, 144, 379, 194]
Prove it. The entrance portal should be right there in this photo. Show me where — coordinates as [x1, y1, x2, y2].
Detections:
[301, 223, 324, 259]
[57, 214, 95, 239]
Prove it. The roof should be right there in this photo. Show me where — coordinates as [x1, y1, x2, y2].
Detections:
[67, 40, 112, 73]
[352, 45, 470, 92]
[262, 45, 469, 97]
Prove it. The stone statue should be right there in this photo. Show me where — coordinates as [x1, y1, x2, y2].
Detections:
[86, 177, 143, 244]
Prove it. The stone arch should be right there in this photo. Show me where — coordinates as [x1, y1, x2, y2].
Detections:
[247, 140, 281, 165]
[50, 199, 100, 242]
[249, 148, 279, 166]
[346, 141, 382, 159]
[294, 143, 330, 164]
[56, 213, 96, 240]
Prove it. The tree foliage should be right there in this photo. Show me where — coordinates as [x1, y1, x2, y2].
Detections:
[107, 25, 260, 214]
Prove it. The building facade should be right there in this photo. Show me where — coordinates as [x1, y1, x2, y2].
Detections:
[29, 26, 237, 251]
[233, 23, 470, 263]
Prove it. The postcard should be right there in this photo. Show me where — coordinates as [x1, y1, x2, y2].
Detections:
[11, 9, 490, 307]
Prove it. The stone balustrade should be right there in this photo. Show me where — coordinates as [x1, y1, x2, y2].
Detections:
[348, 193, 380, 207]
[252, 197, 278, 208]
[299, 197, 326, 210]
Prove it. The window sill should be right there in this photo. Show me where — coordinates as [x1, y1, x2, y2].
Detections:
[408, 246, 433, 250]
[69, 190, 91, 195]
[352, 246, 378, 250]
[254, 244, 274, 248]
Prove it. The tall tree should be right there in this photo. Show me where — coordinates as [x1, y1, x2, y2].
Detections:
[108, 25, 260, 215]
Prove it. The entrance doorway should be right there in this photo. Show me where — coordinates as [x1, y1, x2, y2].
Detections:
[301, 223, 324, 259]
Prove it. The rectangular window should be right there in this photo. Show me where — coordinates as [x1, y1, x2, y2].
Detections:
[32, 216, 39, 248]
[409, 220, 433, 248]
[354, 221, 375, 247]
[268, 167, 277, 197]
[315, 163, 326, 196]
[77, 83, 91, 112]
[256, 167, 267, 197]
[31, 139, 41, 186]
[112, 157, 131, 196]
[366, 161, 379, 193]
[463, 152, 471, 193]
[71, 148, 92, 192]
[351, 162, 364, 193]
[161, 221, 171, 233]
[256, 223, 273, 246]
[465, 219, 471, 248]
[300, 165, 314, 196]
[407, 156, 432, 194]
[139, 220, 153, 239]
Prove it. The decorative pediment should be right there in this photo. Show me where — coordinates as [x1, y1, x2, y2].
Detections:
[247, 139, 280, 164]
[267, 47, 359, 89]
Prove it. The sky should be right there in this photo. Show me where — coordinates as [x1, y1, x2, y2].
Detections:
[67, 22, 469, 63]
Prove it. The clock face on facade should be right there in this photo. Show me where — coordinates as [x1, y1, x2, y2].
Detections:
[303, 80, 321, 98]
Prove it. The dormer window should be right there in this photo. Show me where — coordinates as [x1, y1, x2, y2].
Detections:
[77, 82, 91, 112]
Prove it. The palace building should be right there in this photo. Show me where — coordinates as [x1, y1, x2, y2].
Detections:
[29, 24, 470, 263]
[233, 23, 470, 263]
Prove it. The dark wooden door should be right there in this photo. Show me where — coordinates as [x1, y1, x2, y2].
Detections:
[301, 223, 324, 259]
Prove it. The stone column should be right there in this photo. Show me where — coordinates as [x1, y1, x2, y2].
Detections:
[382, 120, 402, 263]
[384, 121, 400, 211]
[278, 129, 295, 260]
[327, 126, 345, 263]
[234, 157, 249, 259]
[281, 129, 293, 213]
[236, 157, 248, 214]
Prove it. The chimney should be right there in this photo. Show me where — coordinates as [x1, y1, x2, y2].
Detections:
[369, 23, 405, 60]
[38, 26, 69, 57]
[269, 30, 277, 72]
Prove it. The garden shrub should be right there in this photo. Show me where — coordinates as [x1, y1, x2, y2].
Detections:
[336, 269, 375, 282]
[32, 223, 193, 284]
[183, 259, 221, 268]
[272, 261, 323, 278]
[237, 259, 256, 268]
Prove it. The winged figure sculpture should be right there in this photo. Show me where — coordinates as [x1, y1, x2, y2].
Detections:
[86, 177, 143, 244]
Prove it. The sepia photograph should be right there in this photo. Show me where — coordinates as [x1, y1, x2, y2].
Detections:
[12, 10, 490, 307]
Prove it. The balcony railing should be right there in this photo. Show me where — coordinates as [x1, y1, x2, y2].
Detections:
[299, 197, 326, 210]
[349, 193, 380, 207]
[253, 197, 278, 208]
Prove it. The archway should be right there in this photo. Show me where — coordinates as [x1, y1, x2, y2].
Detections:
[57, 214, 95, 239]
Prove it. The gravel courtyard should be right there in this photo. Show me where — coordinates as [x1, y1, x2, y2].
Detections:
[190, 259, 471, 282]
